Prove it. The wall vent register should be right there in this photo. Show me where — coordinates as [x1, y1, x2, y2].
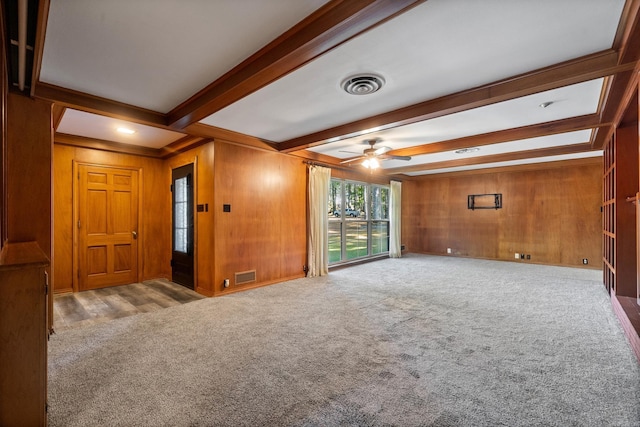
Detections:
[235, 270, 256, 285]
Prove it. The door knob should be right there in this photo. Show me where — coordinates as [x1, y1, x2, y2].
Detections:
[132, 231, 138, 239]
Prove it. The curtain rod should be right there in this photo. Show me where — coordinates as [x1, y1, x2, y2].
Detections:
[302, 160, 404, 181]
[303, 160, 353, 171]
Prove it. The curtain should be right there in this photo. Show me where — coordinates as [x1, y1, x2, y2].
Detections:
[307, 165, 331, 276]
[389, 180, 402, 258]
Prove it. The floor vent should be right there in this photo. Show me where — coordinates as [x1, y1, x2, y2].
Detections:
[235, 270, 256, 285]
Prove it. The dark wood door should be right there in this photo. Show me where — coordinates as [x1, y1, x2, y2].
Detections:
[172, 164, 195, 289]
[78, 165, 139, 291]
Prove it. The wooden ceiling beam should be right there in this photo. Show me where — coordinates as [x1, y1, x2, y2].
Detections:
[278, 50, 634, 153]
[408, 156, 601, 180]
[158, 136, 211, 159]
[33, 82, 168, 128]
[52, 104, 66, 131]
[185, 123, 278, 152]
[613, 0, 640, 64]
[386, 114, 605, 158]
[383, 144, 597, 175]
[166, 0, 425, 129]
[591, 0, 640, 148]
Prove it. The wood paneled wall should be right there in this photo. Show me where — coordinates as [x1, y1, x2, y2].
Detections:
[212, 141, 307, 295]
[6, 94, 52, 256]
[402, 159, 602, 267]
[53, 144, 168, 293]
[53, 139, 309, 296]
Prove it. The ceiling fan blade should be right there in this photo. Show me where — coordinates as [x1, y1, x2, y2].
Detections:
[374, 146, 392, 155]
[379, 154, 411, 161]
[340, 156, 365, 164]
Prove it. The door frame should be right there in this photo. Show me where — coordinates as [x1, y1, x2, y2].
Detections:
[167, 156, 198, 292]
[72, 161, 143, 292]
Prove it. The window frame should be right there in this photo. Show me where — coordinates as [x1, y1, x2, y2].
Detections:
[328, 178, 390, 264]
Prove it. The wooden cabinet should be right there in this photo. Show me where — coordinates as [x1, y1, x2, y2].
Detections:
[0, 241, 49, 426]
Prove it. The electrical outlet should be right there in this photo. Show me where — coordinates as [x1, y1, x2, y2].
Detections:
[447, 248, 452, 254]
[514, 253, 520, 259]
[223, 278, 230, 288]
[582, 259, 588, 265]
[526, 254, 531, 260]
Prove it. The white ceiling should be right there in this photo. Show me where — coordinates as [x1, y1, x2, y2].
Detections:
[58, 109, 185, 148]
[200, 1, 621, 142]
[43, 0, 628, 175]
[309, 79, 604, 157]
[41, 0, 330, 112]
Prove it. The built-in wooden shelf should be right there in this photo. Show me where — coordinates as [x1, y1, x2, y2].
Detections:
[603, 98, 640, 364]
[602, 134, 616, 294]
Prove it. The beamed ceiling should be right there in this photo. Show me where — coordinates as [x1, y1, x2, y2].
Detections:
[12, 0, 640, 175]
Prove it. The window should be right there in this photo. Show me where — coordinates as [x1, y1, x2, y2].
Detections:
[371, 185, 389, 255]
[328, 179, 389, 264]
[173, 176, 189, 253]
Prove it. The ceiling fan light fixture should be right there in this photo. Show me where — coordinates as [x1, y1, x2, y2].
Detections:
[342, 74, 385, 95]
[363, 157, 380, 169]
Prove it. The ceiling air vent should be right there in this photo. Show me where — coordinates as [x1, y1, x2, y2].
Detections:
[342, 74, 385, 95]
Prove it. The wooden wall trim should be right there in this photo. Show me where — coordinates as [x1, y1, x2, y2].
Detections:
[29, 0, 49, 98]
[55, 133, 162, 158]
[166, 0, 426, 129]
[278, 50, 631, 152]
[611, 295, 640, 363]
[0, 0, 6, 248]
[55, 132, 214, 160]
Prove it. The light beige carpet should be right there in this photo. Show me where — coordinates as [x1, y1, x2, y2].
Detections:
[48, 254, 640, 426]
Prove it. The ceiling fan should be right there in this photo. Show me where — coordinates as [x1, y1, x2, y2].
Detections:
[339, 139, 411, 169]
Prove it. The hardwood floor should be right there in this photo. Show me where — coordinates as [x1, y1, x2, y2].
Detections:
[53, 279, 205, 332]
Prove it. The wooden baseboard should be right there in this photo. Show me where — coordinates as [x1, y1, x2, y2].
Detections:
[611, 295, 640, 364]
[215, 273, 306, 296]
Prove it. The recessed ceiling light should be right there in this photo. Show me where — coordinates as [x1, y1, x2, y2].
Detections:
[539, 101, 553, 108]
[117, 127, 136, 135]
[455, 147, 480, 154]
